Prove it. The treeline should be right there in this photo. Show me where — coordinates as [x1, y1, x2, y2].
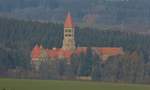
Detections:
[35, 48, 150, 83]
[1, 0, 150, 28]
[0, 18, 150, 83]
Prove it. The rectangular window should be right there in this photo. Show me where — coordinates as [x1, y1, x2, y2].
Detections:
[65, 29, 72, 32]
[68, 30, 71, 32]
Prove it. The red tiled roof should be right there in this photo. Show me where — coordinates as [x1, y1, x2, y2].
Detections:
[75, 47, 87, 56]
[96, 47, 123, 56]
[47, 48, 73, 59]
[31, 45, 41, 60]
[47, 48, 61, 58]
[63, 50, 73, 59]
[31, 46, 123, 61]
[64, 12, 74, 28]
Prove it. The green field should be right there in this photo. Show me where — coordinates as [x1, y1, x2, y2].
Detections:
[0, 79, 150, 90]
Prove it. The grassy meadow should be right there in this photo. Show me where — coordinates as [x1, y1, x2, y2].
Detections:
[0, 78, 150, 90]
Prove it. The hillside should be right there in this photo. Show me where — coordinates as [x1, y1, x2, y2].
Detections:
[0, 17, 150, 69]
[0, 18, 150, 83]
[0, 0, 150, 32]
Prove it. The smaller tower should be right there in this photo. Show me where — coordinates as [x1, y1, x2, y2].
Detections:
[62, 12, 76, 51]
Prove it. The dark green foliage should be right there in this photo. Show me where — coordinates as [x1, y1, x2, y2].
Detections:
[79, 47, 93, 76]
[70, 54, 81, 76]
[0, 18, 150, 83]
[1, 0, 150, 32]
[91, 54, 102, 80]
[96, 52, 146, 83]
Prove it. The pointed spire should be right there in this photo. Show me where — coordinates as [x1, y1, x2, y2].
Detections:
[39, 45, 43, 49]
[64, 12, 74, 28]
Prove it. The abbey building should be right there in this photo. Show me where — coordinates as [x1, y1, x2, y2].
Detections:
[31, 13, 124, 69]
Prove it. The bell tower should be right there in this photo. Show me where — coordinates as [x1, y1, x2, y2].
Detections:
[62, 12, 76, 51]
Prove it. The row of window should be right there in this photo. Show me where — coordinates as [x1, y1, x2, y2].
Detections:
[65, 29, 72, 32]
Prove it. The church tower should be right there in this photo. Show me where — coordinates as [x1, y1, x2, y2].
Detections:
[62, 12, 76, 51]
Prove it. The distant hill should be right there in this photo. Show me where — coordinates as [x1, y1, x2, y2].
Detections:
[0, 0, 150, 32]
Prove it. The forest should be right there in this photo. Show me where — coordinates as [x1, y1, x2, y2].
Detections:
[0, 0, 150, 32]
[0, 18, 150, 83]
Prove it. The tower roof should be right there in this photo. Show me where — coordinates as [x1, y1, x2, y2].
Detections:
[64, 12, 74, 28]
